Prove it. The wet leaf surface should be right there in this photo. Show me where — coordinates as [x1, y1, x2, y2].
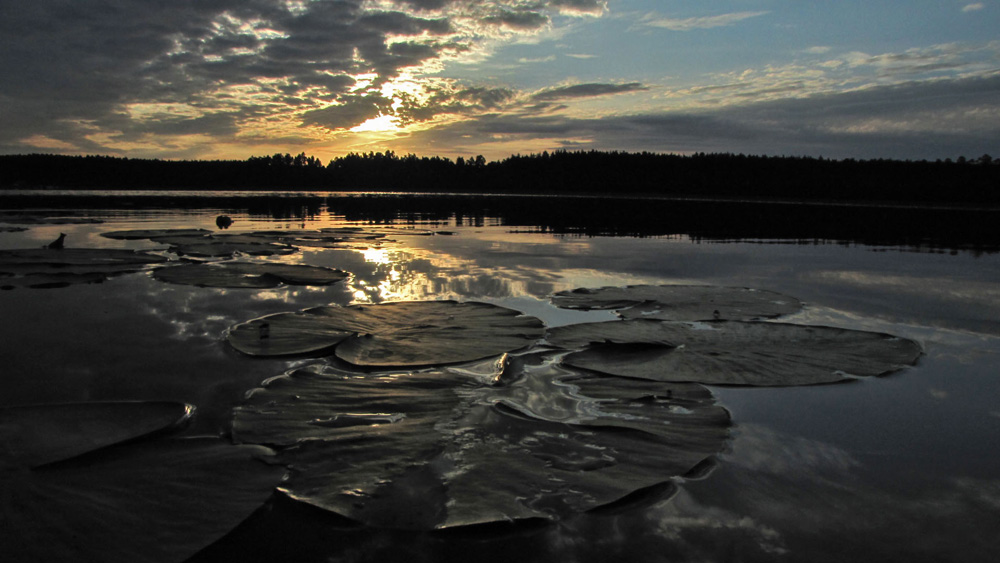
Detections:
[232, 355, 730, 529]
[227, 301, 545, 366]
[153, 262, 349, 288]
[0, 271, 107, 289]
[101, 228, 213, 239]
[0, 248, 169, 288]
[0, 401, 194, 468]
[547, 319, 922, 386]
[166, 240, 298, 258]
[0, 215, 103, 225]
[1, 437, 284, 563]
[0, 248, 169, 270]
[102, 228, 392, 254]
[551, 285, 803, 321]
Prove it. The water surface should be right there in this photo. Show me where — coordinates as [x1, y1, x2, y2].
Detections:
[2, 192, 998, 562]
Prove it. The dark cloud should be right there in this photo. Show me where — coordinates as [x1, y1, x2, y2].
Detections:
[119, 113, 241, 139]
[0, 0, 460, 152]
[408, 74, 1000, 159]
[301, 96, 391, 131]
[358, 11, 452, 35]
[395, 85, 517, 123]
[390, 0, 455, 11]
[531, 82, 649, 101]
[482, 9, 550, 30]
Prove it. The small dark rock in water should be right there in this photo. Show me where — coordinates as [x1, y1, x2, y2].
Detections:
[216, 216, 233, 229]
[46, 233, 67, 249]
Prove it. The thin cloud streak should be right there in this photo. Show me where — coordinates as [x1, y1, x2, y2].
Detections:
[638, 11, 770, 31]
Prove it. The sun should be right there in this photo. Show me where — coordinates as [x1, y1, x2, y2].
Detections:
[350, 114, 402, 133]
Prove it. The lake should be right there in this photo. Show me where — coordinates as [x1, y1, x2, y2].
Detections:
[2, 191, 999, 562]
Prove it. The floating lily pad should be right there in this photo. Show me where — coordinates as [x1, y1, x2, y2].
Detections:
[232, 356, 730, 529]
[261, 229, 387, 249]
[547, 319, 922, 386]
[1, 216, 103, 225]
[551, 285, 803, 321]
[0, 248, 169, 271]
[0, 272, 107, 290]
[0, 401, 193, 469]
[227, 301, 545, 367]
[153, 262, 350, 288]
[0, 248, 169, 288]
[101, 228, 213, 240]
[167, 240, 298, 258]
[102, 229, 297, 257]
[1, 437, 284, 563]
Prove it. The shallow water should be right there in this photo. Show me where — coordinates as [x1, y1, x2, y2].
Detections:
[2, 193, 999, 562]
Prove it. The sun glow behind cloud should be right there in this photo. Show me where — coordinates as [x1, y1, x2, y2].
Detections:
[350, 114, 401, 133]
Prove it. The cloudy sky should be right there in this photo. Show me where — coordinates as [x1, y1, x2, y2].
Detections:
[1, 0, 998, 161]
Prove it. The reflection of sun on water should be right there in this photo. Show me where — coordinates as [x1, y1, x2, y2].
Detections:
[342, 236, 572, 305]
[361, 248, 391, 264]
[348, 246, 410, 303]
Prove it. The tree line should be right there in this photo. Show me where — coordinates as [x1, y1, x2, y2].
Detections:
[1, 150, 997, 204]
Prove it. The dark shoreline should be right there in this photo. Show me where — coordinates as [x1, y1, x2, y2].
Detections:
[3, 151, 999, 205]
[3, 190, 998, 254]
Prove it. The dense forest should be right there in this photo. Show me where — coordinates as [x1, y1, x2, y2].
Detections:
[2, 150, 998, 204]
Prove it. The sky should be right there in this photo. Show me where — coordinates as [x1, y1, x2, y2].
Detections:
[1, 0, 998, 162]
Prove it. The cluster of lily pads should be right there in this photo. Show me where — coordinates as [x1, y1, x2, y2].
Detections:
[218, 285, 922, 530]
[1, 281, 923, 558]
[1, 226, 431, 289]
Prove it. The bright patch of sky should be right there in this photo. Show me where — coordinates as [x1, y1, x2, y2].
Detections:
[1, 0, 997, 161]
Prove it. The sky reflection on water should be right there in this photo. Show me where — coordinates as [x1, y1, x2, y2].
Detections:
[2, 200, 999, 562]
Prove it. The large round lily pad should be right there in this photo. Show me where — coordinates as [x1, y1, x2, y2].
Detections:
[153, 262, 350, 288]
[0, 401, 285, 562]
[227, 301, 545, 367]
[0, 401, 193, 469]
[232, 356, 730, 529]
[0, 248, 169, 272]
[102, 229, 298, 257]
[1, 437, 284, 563]
[547, 319, 922, 386]
[101, 228, 212, 240]
[0, 272, 107, 289]
[0, 248, 169, 289]
[165, 239, 298, 258]
[551, 285, 803, 321]
[102, 228, 392, 254]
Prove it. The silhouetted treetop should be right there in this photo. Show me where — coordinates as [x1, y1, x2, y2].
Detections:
[1, 150, 997, 204]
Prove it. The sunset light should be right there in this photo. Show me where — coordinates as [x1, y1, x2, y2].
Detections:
[2, 1, 995, 162]
[3, 3, 1000, 562]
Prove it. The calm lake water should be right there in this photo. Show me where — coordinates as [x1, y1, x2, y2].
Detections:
[2, 191, 999, 562]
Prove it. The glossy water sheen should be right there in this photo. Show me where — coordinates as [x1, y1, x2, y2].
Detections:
[1, 193, 999, 562]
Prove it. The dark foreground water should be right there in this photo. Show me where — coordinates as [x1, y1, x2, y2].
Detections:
[2, 192, 999, 562]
